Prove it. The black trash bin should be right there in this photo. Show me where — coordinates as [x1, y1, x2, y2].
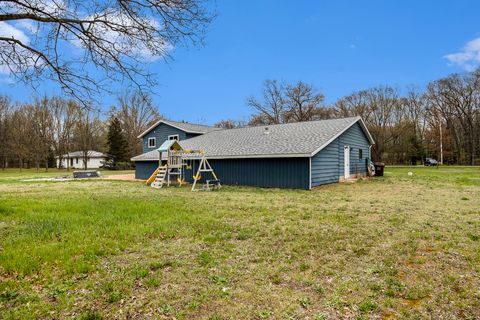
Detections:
[374, 163, 385, 176]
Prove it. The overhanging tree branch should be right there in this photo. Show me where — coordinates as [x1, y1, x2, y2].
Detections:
[0, 0, 213, 105]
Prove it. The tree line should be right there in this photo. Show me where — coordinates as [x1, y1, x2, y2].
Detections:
[0, 91, 159, 170]
[216, 70, 480, 165]
[1, 70, 479, 169]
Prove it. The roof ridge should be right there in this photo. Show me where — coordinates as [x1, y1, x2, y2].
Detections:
[163, 118, 214, 128]
[201, 116, 360, 133]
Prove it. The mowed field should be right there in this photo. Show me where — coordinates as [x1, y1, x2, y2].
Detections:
[1, 167, 479, 319]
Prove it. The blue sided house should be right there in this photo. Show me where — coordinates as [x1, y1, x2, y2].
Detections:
[131, 117, 375, 189]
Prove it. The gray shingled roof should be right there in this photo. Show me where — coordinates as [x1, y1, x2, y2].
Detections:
[56, 150, 107, 158]
[131, 117, 373, 161]
[137, 119, 218, 138]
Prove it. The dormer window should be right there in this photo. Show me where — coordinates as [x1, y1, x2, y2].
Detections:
[148, 137, 156, 148]
[168, 134, 179, 141]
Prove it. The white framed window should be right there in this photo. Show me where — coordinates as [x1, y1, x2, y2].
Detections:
[168, 134, 179, 141]
[148, 137, 156, 148]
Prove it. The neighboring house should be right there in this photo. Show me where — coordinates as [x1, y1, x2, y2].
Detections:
[131, 117, 375, 189]
[56, 151, 107, 169]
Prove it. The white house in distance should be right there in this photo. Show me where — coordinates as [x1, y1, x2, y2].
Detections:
[56, 151, 107, 169]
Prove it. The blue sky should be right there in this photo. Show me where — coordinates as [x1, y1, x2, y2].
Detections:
[1, 0, 480, 124]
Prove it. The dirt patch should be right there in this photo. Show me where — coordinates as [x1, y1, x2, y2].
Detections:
[103, 174, 141, 181]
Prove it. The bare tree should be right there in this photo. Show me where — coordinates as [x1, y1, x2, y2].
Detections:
[29, 97, 54, 171]
[0, 96, 12, 169]
[247, 80, 286, 125]
[116, 90, 159, 158]
[0, 0, 213, 102]
[284, 81, 324, 122]
[214, 119, 245, 129]
[74, 108, 105, 169]
[247, 80, 327, 125]
[426, 71, 480, 165]
[405, 86, 428, 142]
[51, 97, 79, 169]
[403, 86, 428, 163]
[6, 106, 30, 170]
[334, 86, 406, 162]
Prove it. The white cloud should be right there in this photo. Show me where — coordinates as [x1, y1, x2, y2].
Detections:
[70, 10, 170, 62]
[15, 20, 39, 34]
[444, 37, 480, 71]
[0, 21, 30, 44]
[0, 22, 31, 75]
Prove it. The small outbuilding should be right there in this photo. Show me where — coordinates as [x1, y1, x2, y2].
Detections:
[132, 117, 375, 189]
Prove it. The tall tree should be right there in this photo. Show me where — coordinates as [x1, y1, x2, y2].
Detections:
[0, 96, 12, 169]
[6, 107, 30, 170]
[247, 80, 286, 125]
[30, 97, 54, 171]
[284, 81, 324, 122]
[107, 117, 129, 168]
[247, 80, 326, 125]
[74, 109, 105, 170]
[0, 0, 213, 102]
[116, 90, 160, 158]
[51, 98, 79, 169]
[427, 71, 480, 165]
[334, 86, 406, 162]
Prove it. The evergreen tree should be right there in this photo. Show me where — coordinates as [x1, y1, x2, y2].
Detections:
[107, 117, 129, 168]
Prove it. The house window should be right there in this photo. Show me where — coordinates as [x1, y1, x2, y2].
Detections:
[148, 137, 156, 148]
[359, 149, 363, 159]
[76, 157, 79, 164]
[168, 134, 179, 141]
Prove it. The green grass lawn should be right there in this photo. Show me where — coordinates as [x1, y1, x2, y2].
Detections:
[0, 168, 133, 182]
[1, 167, 479, 319]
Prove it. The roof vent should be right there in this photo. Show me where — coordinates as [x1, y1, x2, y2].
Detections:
[263, 127, 270, 135]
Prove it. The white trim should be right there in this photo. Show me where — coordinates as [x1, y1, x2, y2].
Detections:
[137, 119, 209, 138]
[357, 117, 375, 145]
[310, 117, 375, 157]
[168, 134, 179, 141]
[148, 137, 156, 148]
[344, 145, 350, 180]
[309, 157, 312, 190]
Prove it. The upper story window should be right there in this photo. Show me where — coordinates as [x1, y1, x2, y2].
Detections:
[148, 137, 156, 148]
[168, 134, 179, 141]
[359, 149, 363, 159]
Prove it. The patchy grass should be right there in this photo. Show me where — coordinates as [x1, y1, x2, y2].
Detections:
[0, 166, 479, 319]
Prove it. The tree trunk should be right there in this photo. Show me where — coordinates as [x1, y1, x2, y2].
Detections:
[469, 131, 475, 166]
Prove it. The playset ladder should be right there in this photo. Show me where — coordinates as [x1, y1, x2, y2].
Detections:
[151, 166, 167, 188]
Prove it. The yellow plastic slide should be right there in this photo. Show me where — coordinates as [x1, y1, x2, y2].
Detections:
[146, 167, 161, 185]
